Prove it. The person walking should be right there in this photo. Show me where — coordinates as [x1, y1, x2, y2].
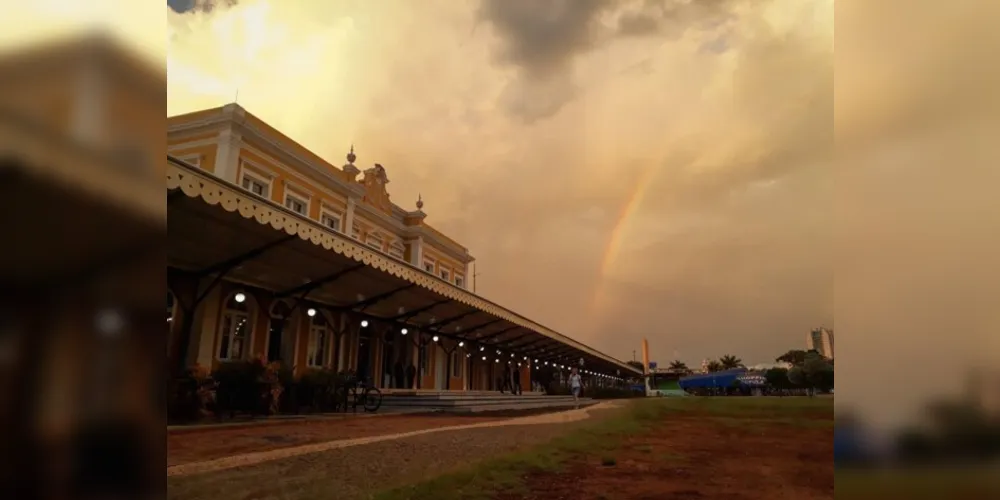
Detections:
[569, 367, 583, 407]
[511, 364, 522, 395]
[406, 364, 417, 389]
[501, 362, 513, 394]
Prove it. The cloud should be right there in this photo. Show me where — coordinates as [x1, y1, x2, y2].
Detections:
[168, 0, 240, 14]
[617, 0, 738, 39]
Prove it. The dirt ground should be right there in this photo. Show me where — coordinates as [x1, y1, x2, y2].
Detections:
[497, 412, 834, 500]
[168, 422, 592, 500]
[168, 413, 509, 466]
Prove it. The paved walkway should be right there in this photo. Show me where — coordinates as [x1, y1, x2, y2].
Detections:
[167, 401, 622, 477]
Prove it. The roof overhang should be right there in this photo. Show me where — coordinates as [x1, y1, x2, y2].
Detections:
[167, 157, 641, 378]
[0, 108, 163, 300]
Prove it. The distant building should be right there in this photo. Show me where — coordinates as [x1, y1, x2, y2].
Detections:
[807, 327, 835, 359]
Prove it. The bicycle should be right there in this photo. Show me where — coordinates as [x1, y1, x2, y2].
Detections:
[336, 373, 382, 413]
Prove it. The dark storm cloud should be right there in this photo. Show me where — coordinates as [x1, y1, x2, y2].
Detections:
[478, 0, 749, 123]
[619, 0, 739, 38]
[168, 0, 239, 14]
[477, 0, 613, 78]
[476, 0, 613, 123]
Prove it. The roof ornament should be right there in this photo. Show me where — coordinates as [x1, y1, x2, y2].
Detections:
[416, 193, 424, 210]
[346, 144, 356, 165]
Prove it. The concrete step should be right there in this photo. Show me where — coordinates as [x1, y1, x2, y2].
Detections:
[381, 396, 592, 409]
[381, 393, 555, 401]
[442, 400, 600, 413]
[381, 396, 579, 405]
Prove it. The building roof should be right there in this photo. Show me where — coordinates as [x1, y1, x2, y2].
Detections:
[167, 156, 641, 378]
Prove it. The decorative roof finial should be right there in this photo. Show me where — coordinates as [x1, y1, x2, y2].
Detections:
[416, 194, 424, 210]
[346, 144, 356, 165]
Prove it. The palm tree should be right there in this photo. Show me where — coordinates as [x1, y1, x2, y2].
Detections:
[668, 360, 689, 373]
[706, 360, 724, 373]
[718, 355, 742, 370]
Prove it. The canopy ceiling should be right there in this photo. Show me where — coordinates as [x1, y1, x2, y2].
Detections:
[167, 157, 640, 378]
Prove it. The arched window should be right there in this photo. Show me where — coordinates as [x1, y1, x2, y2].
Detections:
[269, 300, 293, 319]
[307, 314, 329, 368]
[218, 292, 253, 361]
[266, 299, 294, 363]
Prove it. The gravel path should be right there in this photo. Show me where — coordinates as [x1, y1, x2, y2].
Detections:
[168, 421, 581, 500]
[168, 402, 624, 500]
[168, 402, 620, 477]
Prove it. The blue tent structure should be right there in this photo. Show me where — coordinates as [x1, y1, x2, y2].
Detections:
[678, 368, 748, 390]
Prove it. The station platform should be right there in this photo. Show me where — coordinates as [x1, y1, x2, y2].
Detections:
[378, 390, 597, 413]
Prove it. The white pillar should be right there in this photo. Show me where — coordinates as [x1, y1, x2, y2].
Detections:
[344, 197, 357, 238]
[214, 126, 242, 184]
[410, 237, 424, 267]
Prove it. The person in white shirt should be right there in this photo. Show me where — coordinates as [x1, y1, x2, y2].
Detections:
[569, 367, 583, 403]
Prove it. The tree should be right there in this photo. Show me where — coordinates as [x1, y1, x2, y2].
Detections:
[706, 360, 723, 372]
[718, 355, 742, 370]
[787, 366, 806, 387]
[764, 367, 790, 390]
[668, 360, 689, 372]
[803, 355, 834, 392]
[776, 349, 810, 366]
[787, 352, 834, 392]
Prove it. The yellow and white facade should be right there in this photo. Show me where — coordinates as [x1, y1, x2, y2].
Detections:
[168, 104, 475, 288]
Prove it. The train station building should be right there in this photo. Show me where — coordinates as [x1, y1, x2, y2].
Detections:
[167, 104, 639, 392]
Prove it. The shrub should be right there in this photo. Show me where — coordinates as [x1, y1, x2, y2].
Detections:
[167, 363, 214, 423]
[212, 357, 286, 418]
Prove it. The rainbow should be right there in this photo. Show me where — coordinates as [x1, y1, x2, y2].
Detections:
[590, 165, 660, 314]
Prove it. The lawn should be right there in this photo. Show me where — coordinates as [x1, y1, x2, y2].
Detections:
[376, 397, 834, 500]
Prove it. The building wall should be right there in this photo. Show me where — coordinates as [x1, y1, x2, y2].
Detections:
[808, 328, 835, 359]
[168, 104, 476, 289]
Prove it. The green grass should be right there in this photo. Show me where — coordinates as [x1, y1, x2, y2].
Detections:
[374, 402, 666, 500]
[375, 397, 832, 500]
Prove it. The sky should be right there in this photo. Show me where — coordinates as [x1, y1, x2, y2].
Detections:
[162, 0, 834, 368]
[2, 0, 999, 432]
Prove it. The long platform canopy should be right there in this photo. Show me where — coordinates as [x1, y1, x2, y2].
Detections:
[167, 157, 641, 379]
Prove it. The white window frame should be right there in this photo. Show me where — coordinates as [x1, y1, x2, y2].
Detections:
[238, 170, 271, 199]
[423, 260, 435, 274]
[455, 275, 465, 288]
[307, 316, 329, 368]
[365, 231, 384, 251]
[218, 294, 253, 361]
[440, 269, 451, 282]
[351, 223, 361, 240]
[319, 206, 342, 233]
[284, 190, 310, 216]
[388, 241, 405, 260]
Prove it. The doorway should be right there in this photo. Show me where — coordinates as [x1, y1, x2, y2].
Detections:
[434, 344, 447, 390]
[357, 331, 372, 382]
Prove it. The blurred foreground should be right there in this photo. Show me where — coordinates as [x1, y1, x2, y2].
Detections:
[0, 30, 164, 499]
